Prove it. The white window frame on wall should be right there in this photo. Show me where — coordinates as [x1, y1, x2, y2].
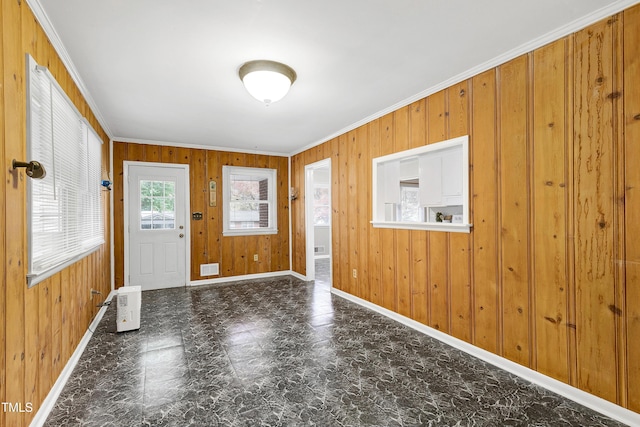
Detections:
[26, 54, 104, 287]
[371, 135, 471, 233]
[222, 165, 278, 236]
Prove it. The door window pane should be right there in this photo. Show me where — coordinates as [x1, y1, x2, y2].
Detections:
[140, 180, 175, 230]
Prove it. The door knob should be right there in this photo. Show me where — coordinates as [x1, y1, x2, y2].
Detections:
[179, 233, 184, 238]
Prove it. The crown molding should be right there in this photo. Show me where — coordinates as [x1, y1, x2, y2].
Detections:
[25, 0, 113, 138]
[290, 0, 640, 156]
[112, 137, 290, 158]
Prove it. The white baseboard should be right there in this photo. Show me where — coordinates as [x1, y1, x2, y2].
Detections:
[189, 270, 307, 287]
[330, 288, 640, 427]
[30, 290, 117, 427]
[288, 270, 309, 281]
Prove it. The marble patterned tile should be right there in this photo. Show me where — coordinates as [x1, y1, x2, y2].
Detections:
[44, 275, 627, 426]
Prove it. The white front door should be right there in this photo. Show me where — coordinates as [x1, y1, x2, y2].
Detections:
[125, 163, 189, 291]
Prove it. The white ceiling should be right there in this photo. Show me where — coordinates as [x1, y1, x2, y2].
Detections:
[35, 0, 636, 155]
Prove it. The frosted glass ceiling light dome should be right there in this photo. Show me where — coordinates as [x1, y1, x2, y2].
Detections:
[239, 60, 297, 105]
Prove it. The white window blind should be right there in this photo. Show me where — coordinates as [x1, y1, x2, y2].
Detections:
[26, 55, 104, 287]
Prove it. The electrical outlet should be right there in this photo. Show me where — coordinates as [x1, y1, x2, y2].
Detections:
[352, 269, 357, 278]
[253, 254, 258, 262]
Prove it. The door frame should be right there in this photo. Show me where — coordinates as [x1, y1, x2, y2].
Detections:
[123, 161, 191, 287]
[304, 158, 332, 283]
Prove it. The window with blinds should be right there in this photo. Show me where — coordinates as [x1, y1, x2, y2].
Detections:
[26, 54, 104, 287]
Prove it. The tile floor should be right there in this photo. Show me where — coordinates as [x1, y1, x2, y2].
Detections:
[45, 262, 625, 426]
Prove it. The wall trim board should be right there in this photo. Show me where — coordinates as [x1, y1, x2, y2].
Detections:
[289, 0, 640, 157]
[25, 0, 112, 138]
[289, 271, 309, 282]
[113, 137, 289, 158]
[189, 270, 305, 287]
[29, 290, 117, 427]
[288, 156, 294, 273]
[109, 139, 115, 291]
[330, 288, 640, 427]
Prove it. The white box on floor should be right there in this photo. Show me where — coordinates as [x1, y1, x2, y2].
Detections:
[116, 286, 141, 332]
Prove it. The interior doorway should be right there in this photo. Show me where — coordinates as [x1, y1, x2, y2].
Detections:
[304, 159, 332, 286]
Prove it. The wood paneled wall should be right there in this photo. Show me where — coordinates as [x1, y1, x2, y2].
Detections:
[291, 6, 640, 413]
[1, 1, 112, 426]
[113, 142, 290, 286]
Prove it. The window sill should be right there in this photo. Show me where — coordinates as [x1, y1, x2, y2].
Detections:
[371, 221, 472, 233]
[223, 229, 278, 237]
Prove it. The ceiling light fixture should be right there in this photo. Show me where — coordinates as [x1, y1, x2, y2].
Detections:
[239, 60, 297, 105]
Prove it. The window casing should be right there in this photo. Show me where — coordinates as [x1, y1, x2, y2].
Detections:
[222, 166, 277, 236]
[26, 54, 104, 287]
[372, 135, 470, 232]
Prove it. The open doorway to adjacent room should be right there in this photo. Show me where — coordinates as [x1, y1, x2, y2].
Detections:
[304, 158, 332, 287]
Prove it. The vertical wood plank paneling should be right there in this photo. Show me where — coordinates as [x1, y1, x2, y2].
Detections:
[59, 267, 71, 376]
[337, 134, 350, 292]
[379, 113, 397, 311]
[49, 272, 62, 388]
[145, 144, 161, 162]
[394, 106, 412, 317]
[471, 69, 500, 353]
[292, 153, 304, 274]
[565, 33, 579, 388]
[356, 125, 370, 300]
[161, 145, 177, 163]
[330, 138, 341, 287]
[127, 142, 145, 162]
[612, 14, 627, 409]
[113, 142, 126, 286]
[532, 39, 570, 383]
[296, 153, 305, 274]
[268, 156, 280, 271]
[447, 81, 472, 342]
[219, 151, 234, 276]
[498, 55, 531, 367]
[367, 123, 382, 305]
[0, 1, 6, 423]
[624, 3, 640, 412]
[347, 131, 359, 296]
[280, 156, 289, 271]
[427, 91, 449, 332]
[3, 0, 26, 424]
[573, 18, 618, 402]
[408, 100, 429, 324]
[288, 155, 298, 272]
[206, 151, 221, 274]
[190, 149, 208, 280]
[24, 283, 38, 422]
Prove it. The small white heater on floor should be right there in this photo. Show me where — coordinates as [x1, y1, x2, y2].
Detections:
[116, 286, 141, 332]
